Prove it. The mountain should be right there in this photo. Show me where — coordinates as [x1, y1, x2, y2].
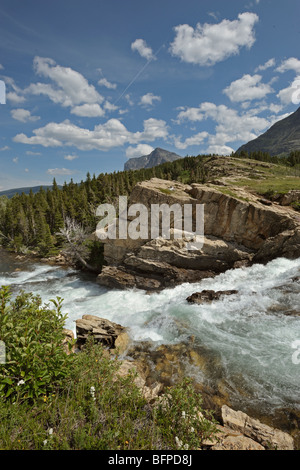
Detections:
[124, 147, 182, 171]
[237, 106, 300, 156]
[0, 185, 62, 199]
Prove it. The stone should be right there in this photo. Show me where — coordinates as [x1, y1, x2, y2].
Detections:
[221, 405, 294, 450]
[211, 434, 265, 451]
[62, 329, 75, 354]
[97, 178, 300, 292]
[186, 289, 238, 304]
[75, 314, 130, 354]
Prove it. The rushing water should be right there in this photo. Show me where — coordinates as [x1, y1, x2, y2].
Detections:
[1, 248, 300, 417]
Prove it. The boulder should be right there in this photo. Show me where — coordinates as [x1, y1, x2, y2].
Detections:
[75, 314, 130, 354]
[186, 290, 238, 304]
[221, 405, 294, 450]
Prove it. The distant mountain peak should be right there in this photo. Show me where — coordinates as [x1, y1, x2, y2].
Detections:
[124, 147, 182, 171]
[237, 107, 300, 156]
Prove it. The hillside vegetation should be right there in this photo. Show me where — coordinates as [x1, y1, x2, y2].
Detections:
[0, 151, 299, 264]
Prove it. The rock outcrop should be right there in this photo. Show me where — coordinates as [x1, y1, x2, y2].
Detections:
[75, 314, 130, 354]
[97, 178, 300, 291]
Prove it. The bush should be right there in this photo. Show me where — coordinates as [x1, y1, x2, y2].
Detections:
[0, 286, 72, 401]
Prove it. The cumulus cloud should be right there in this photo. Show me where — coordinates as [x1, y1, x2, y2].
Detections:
[64, 154, 78, 161]
[276, 57, 300, 74]
[70, 103, 105, 117]
[139, 92, 161, 108]
[169, 12, 258, 66]
[26, 57, 104, 111]
[98, 77, 117, 89]
[174, 102, 271, 151]
[173, 131, 209, 150]
[223, 74, 273, 102]
[255, 58, 276, 72]
[277, 77, 300, 105]
[126, 144, 154, 159]
[13, 117, 168, 151]
[131, 39, 156, 61]
[11, 108, 40, 122]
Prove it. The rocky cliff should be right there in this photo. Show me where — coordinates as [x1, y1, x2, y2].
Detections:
[237, 106, 300, 156]
[97, 177, 300, 291]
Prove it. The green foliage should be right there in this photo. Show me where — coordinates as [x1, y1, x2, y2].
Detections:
[154, 378, 218, 449]
[0, 291, 219, 449]
[0, 286, 72, 401]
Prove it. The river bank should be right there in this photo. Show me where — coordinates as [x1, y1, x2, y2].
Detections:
[1, 245, 300, 446]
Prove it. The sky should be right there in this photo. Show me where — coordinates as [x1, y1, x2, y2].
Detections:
[0, 0, 300, 191]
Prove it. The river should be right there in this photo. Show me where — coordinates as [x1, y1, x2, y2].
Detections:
[1, 247, 300, 425]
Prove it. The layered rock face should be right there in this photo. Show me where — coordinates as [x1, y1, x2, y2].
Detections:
[97, 178, 300, 291]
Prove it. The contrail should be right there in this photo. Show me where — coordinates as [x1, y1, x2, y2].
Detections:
[114, 44, 165, 106]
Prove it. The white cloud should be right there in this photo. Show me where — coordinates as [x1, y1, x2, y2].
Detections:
[175, 102, 271, 150]
[126, 144, 154, 159]
[276, 57, 300, 74]
[169, 12, 258, 66]
[98, 78, 117, 89]
[139, 92, 161, 108]
[26, 57, 104, 112]
[173, 131, 209, 149]
[47, 168, 75, 176]
[2, 76, 25, 103]
[277, 76, 300, 105]
[13, 117, 168, 151]
[206, 144, 234, 155]
[6, 91, 26, 104]
[70, 103, 105, 117]
[13, 157, 18, 163]
[131, 39, 156, 61]
[223, 74, 273, 102]
[11, 108, 40, 122]
[0, 146, 10, 151]
[64, 154, 78, 161]
[255, 58, 275, 72]
[26, 150, 41, 155]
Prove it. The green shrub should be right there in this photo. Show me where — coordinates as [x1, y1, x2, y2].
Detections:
[0, 286, 72, 401]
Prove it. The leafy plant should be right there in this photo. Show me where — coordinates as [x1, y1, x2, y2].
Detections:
[0, 286, 72, 401]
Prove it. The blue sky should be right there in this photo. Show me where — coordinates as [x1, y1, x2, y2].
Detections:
[0, 0, 300, 190]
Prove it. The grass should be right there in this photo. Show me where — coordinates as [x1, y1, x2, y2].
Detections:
[231, 176, 300, 196]
[0, 288, 219, 450]
[0, 339, 219, 450]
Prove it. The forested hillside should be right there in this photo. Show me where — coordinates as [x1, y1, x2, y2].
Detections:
[0, 150, 299, 268]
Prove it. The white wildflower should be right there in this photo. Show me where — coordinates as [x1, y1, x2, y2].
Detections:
[17, 379, 25, 386]
[48, 428, 53, 436]
[90, 386, 96, 401]
[175, 436, 183, 448]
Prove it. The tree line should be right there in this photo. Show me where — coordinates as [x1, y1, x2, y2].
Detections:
[0, 155, 209, 267]
[0, 150, 298, 270]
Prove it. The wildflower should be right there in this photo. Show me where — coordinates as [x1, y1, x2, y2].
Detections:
[175, 436, 182, 448]
[90, 386, 96, 401]
[182, 411, 186, 419]
[17, 379, 25, 386]
[48, 428, 53, 436]
[43, 440, 48, 446]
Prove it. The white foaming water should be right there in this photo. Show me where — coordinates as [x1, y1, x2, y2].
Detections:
[1, 252, 300, 412]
